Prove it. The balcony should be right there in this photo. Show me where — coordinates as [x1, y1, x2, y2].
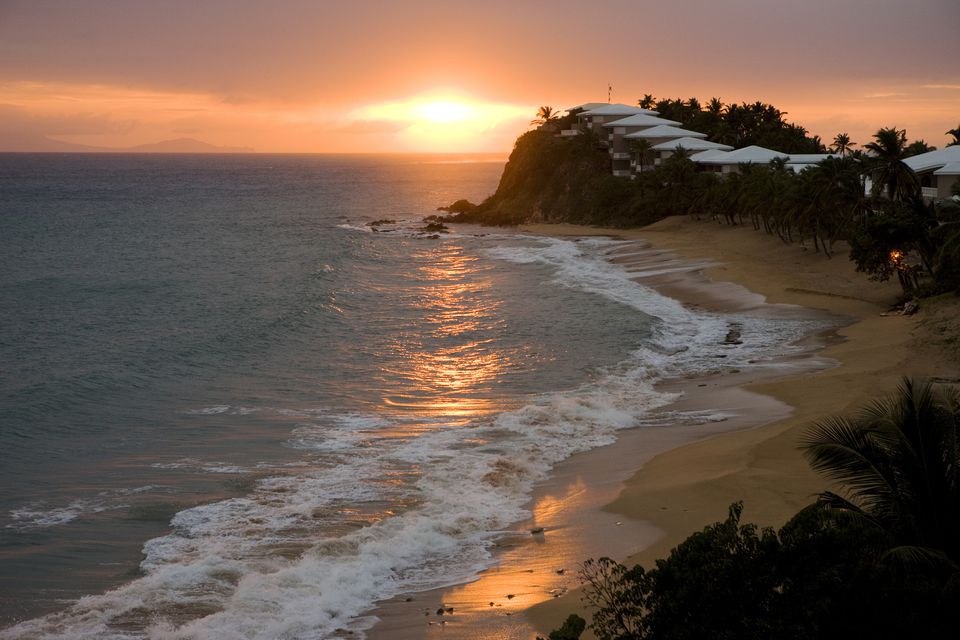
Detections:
[611, 152, 630, 160]
[921, 186, 938, 199]
[559, 129, 581, 137]
[612, 169, 632, 177]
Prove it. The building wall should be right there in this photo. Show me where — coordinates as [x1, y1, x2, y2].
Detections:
[938, 174, 959, 198]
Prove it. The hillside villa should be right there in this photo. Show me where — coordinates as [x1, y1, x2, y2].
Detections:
[557, 103, 959, 200]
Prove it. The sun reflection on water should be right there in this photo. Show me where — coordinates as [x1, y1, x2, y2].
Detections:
[380, 244, 512, 419]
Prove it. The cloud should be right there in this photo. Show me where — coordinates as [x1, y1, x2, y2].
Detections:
[0, 103, 137, 136]
[923, 84, 960, 90]
[338, 119, 413, 134]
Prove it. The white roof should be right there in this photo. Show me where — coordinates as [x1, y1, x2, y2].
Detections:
[786, 154, 834, 164]
[650, 137, 732, 152]
[602, 114, 680, 128]
[582, 103, 659, 117]
[934, 161, 960, 176]
[695, 145, 788, 165]
[904, 146, 960, 173]
[567, 102, 608, 113]
[624, 125, 707, 140]
[690, 149, 730, 162]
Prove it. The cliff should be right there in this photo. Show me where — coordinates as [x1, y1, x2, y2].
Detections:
[452, 129, 662, 227]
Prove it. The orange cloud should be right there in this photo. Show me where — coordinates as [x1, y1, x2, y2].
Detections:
[0, 81, 538, 152]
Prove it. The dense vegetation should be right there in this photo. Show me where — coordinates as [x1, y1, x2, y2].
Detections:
[449, 101, 960, 295]
[541, 379, 960, 640]
[451, 129, 652, 226]
[637, 96, 825, 153]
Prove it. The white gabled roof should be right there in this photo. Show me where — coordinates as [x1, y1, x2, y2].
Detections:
[934, 161, 960, 176]
[690, 149, 730, 162]
[624, 125, 707, 140]
[582, 103, 659, 117]
[567, 102, 608, 113]
[602, 114, 681, 128]
[786, 154, 834, 164]
[695, 145, 788, 165]
[904, 146, 960, 173]
[650, 137, 732, 152]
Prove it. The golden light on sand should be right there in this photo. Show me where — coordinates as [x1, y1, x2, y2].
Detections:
[352, 94, 531, 152]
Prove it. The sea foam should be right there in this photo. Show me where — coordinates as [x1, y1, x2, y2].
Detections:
[2, 234, 825, 639]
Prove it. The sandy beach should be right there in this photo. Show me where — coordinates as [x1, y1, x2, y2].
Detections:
[366, 215, 959, 640]
[524, 217, 960, 636]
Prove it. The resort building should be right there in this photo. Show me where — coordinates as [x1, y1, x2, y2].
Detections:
[784, 154, 835, 172]
[623, 126, 708, 176]
[556, 100, 846, 180]
[559, 103, 609, 136]
[602, 114, 682, 172]
[649, 137, 733, 170]
[576, 103, 659, 136]
[691, 145, 789, 174]
[903, 146, 960, 199]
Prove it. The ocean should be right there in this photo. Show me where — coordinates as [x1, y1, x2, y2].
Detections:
[0, 153, 821, 638]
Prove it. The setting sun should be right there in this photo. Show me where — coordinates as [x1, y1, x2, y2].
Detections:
[351, 94, 531, 151]
[416, 100, 472, 123]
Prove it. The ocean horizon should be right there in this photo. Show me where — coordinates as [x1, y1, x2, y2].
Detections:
[1, 153, 822, 638]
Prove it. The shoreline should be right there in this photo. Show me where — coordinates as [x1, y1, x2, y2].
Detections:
[525, 218, 959, 634]
[365, 216, 914, 639]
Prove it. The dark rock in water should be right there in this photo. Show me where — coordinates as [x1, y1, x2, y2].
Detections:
[506, 594, 515, 599]
[445, 607, 454, 614]
[437, 608, 445, 616]
[367, 219, 396, 226]
[426, 234, 440, 239]
[723, 324, 743, 345]
[530, 527, 545, 534]
[436, 199, 477, 214]
[422, 221, 448, 233]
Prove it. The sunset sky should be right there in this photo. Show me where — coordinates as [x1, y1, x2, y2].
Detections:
[1, 0, 957, 153]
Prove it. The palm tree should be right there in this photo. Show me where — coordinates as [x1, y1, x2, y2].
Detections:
[630, 138, 654, 172]
[638, 94, 656, 110]
[864, 127, 920, 201]
[831, 133, 855, 157]
[946, 124, 960, 147]
[530, 106, 559, 127]
[802, 378, 960, 568]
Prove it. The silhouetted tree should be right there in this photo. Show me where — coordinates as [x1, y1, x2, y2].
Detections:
[831, 132, 855, 156]
[946, 125, 960, 147]
[803, 378, 960, 568]
[864, 127, 920, 201]
[531, 106, 560, 127]
[638, 94, 656, 110]
[906, 139, 937, 156]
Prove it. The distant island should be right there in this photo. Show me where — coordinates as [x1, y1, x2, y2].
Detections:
[0, 135, 254, 153]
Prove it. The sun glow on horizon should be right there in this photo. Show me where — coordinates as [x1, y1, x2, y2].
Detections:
[352, 94, 532, 152]
[416, 100, 472, 124]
